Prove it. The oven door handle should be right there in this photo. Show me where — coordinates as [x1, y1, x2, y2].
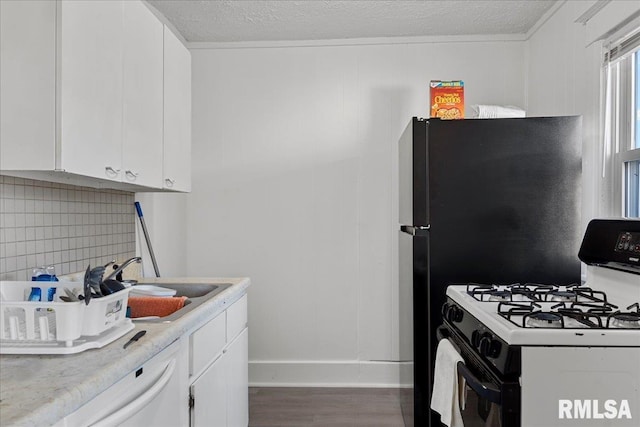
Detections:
[436, 326, 502, 404]
[457, 362, 502, 404]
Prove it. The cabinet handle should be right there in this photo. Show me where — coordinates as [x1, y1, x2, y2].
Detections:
[125, 170, 140, 180]
[89, 359, 177, 427]
[105, 166, 121, 176]
[164, 178, 175, 187]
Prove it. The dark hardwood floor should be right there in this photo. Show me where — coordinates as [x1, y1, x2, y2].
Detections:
[249, 387, 405, 427]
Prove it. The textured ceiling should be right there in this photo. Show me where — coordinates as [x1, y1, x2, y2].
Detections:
[148, 0, 558, 43]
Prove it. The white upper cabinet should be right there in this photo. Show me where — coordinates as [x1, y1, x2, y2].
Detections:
[163, 26, 192, 192]
[59, 0, 124, 181]
[0, 0, 56, 171]
[0, 0, 191, 192]
[122, 0, 164, 188]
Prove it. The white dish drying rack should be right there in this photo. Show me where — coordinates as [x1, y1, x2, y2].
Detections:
[0, 281, 134, 354]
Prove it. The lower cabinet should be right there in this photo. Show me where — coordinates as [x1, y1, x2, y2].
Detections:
[190, 294, 249, 427]
[226, 328, 249, 427]
[191, 328, 248, 427]
[53, 293, 248, 427]
[191, 348, 227, 427]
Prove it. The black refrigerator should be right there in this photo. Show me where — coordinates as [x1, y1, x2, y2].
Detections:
[398, 116, 583, 427]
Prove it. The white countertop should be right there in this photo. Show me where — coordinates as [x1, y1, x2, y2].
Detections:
[0, 277, 250, 427]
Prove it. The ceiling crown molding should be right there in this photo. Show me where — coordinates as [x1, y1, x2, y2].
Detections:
[575, 0, 612, 24]
[187, 34, 527, 50]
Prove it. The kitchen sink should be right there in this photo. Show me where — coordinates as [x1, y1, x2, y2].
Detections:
[130, 282, 233, 322]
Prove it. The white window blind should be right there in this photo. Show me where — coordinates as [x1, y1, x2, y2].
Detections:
[605, 31, 640, 63]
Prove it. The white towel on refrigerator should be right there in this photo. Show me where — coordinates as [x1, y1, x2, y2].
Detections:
[469, 105, 526, 119]
[431, 338, 466, 427]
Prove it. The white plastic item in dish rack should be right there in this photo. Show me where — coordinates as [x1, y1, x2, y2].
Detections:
[0, 281, 134, 354]
[129, 284, 177, 297]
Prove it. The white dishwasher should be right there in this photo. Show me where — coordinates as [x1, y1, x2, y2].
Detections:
[59, 338, 189, 427]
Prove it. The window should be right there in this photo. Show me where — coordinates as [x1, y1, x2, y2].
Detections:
[628, 159, 639, 217]
[604, 29, 640, 218]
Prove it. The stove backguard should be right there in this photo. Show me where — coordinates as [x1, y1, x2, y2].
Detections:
[579, 219, 640, 274]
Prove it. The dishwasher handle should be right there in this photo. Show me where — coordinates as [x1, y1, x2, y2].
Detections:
[90, 358, 177, 427]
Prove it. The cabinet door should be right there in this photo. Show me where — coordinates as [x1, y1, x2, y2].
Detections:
[191, 355, 227, 427]
[122, 0, 163, 188]
[227, 294, 248, 342]
[226, 328, 249, 427]
[163, 26, 191, 192]
[191, 311, 226, 380]
[59, 0, 123, 181]
[191, 327, 248, 427]
[0, 0, 56, 171]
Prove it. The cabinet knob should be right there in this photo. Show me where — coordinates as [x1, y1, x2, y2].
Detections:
[105, 166, 121, 177]
[125, 170, 139, 180]
[164, 178, 175, 187]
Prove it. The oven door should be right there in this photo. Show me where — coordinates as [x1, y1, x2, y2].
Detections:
[436, 325, 520, 427]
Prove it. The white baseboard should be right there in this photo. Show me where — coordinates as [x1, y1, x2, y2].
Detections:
[249, 360, 412, 388]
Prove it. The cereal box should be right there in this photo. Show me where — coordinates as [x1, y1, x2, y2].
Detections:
[430, 80, 464, 120]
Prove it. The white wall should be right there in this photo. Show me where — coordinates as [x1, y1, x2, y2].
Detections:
[136, 0, 638, 388]
[187, 39, 525, 386]
[526, 0, 640, 226]
[134, 192, 188, 277]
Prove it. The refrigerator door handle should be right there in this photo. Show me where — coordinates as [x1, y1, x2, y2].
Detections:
[400, 225, 430, 236]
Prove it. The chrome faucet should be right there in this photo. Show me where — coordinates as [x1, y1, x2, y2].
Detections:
[104, 257, 142, 281]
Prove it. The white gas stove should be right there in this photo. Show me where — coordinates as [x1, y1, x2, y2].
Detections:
[438, 219, 640, 427]
[445, 267, 640, 347]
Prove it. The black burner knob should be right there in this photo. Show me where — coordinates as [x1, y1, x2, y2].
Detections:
[441, 303, 449, 317]
[479, 335, 502, 358]
[471, 330, 481, 347]
[489, 340, 502, 358]
[446, 305, 463, 322]
[479, 336, 490, 355]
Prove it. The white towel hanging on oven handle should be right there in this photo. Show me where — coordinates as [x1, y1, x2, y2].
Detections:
[431, 338, 466, 427]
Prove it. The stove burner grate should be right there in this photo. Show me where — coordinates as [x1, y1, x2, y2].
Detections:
[497, 301, 623, 329]
[546, 290, 577, 302]
[556, 307, 603, 328]
[524, 311, 564, 328]
[606, 303, 640, 329]
[497, 301, 541, 315]
[466, 283, 524, 301]
[486, 290, 512, 302]
[466, 282, 585, 303]
[571, 301, 618, 314]
[573, 287, 609, 304]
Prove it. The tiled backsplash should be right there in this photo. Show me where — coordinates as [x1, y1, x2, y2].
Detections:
[0, 176, 135, 281]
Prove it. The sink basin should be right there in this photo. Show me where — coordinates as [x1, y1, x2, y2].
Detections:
[130, 282, 232, 322]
